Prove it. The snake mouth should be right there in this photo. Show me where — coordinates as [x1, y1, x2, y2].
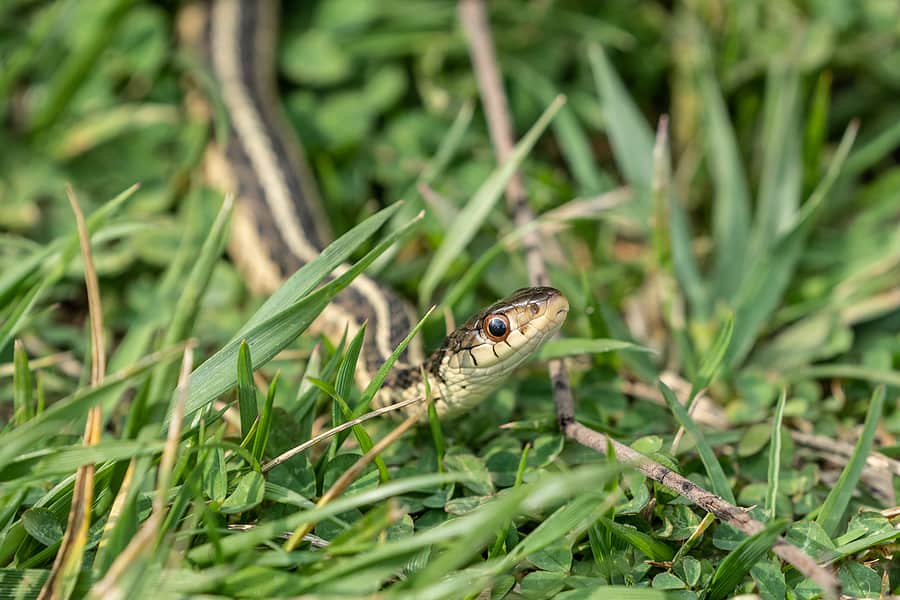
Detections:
[547, 291, 570, 325]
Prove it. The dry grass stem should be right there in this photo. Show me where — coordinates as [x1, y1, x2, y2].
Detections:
[39, 186, 108, 600]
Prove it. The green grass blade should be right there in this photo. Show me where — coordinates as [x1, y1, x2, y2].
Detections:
[0, 440, 167, 483]
[708, 518, 788, 600]
[536, 338, 653, 360]
[325, 324, 390, 481]
[689, 312, 733, 402]
[440, 190, 626, 309]
[251, 373, 278, 463]
[0, 184, 138, 355]
[844, 116, 900, 178]
[599, 303, 657, 381]
[0, 244, 54, 308]
[668, 191, 708, 320]
[418, 95, 565, 307]
[698, 64, 751, 302]
[12, 340, 34, 425]
[0, 281, 43, 356]
[506, 495, 611, 563]
[0, 183, 137, 307]
[753, 66, 802, 251]
[588, 45, 654, 197]
[236, 341, 258, 441]
[786, 364, 900, 388]
[815, 386, 884, 537]
[371, 102, 474, 273]
[765, 389, 787, 518]
[146, 193, 233, 413]
[651, 117, 708, 319]
[802, 72, 831, 192]
[659, 381, 735, 504]
[335, 325, 364, 413]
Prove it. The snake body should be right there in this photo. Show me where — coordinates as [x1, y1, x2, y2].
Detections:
[182, 0, 568, 416]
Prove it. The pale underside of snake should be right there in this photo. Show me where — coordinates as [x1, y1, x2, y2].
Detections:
[180, 0, 569, 417]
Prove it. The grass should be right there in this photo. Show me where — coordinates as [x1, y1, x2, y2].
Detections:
[1, 1, 899, 599]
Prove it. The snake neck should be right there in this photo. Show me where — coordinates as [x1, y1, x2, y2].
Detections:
[184, 0, 426, 394]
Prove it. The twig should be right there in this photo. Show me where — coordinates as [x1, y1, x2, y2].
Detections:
[39, 186, 107, 600]
[457, 2, 840, 598]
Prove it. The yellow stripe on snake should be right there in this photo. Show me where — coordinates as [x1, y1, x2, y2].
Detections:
[179, 0, 568, 417]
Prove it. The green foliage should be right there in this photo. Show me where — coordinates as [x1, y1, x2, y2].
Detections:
[0, 0, 897, 598]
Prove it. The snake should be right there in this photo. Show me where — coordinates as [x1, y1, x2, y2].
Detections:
[180, 0, 569, 417]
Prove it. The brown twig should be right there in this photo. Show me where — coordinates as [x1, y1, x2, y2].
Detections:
[90, 346, 194, 600]
[457, 2, 840, 597]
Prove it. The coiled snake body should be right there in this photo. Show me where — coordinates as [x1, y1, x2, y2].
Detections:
[181, 0, 568, 416]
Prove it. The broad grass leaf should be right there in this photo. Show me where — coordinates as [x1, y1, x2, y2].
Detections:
[219, 471, 266, 514]
[238, 202, 402, 336]
[597, 517, 674, 562]
[708, 519, 787, 600]
[513, 496, 603, 563]
[22, 507, 64, 546]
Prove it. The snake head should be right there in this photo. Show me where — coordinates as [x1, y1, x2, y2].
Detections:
[431, 286, 569, 413]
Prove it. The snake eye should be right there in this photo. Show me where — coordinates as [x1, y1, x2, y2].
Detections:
[483, 314, 510, 342]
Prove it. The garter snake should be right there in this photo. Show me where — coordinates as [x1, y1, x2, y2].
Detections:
[181, 0, 569, 416]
